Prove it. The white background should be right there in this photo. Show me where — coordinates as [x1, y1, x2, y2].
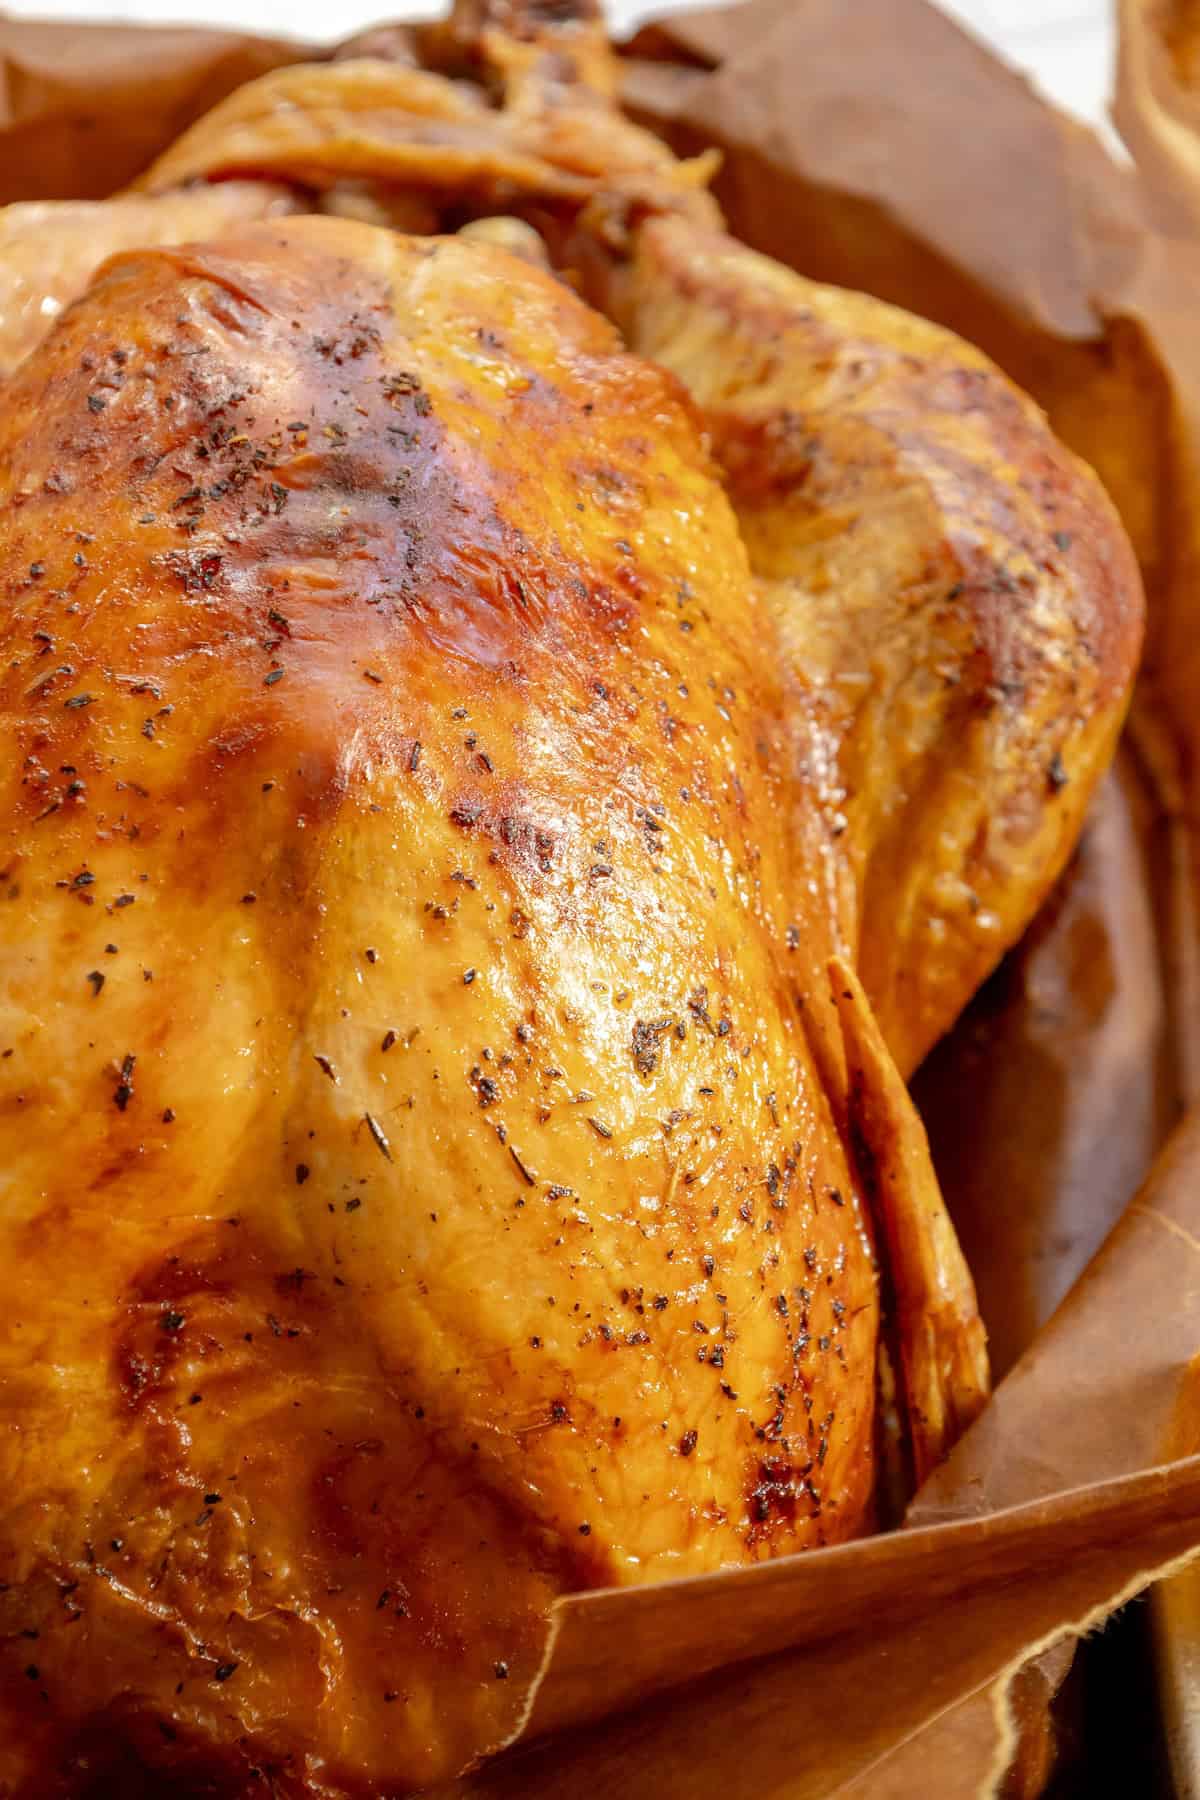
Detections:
[0, 0, 1116, 138]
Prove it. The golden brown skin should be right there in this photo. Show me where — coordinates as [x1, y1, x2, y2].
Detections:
[832, 960, 988, 1488]
[0, 183, 298, 379]
[0, 150, 1139, 1078]
[116, 19, 1144, 1078]
[132, 56, 711, 222]
[0, 217, 880, 1794]
[613, 216, 1144, 1074]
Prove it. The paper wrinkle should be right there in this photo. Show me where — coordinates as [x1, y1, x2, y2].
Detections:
[1131, 1201, 1200, 1259]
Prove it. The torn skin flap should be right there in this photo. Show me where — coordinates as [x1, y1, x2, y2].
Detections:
[831, 955, 990, 1493]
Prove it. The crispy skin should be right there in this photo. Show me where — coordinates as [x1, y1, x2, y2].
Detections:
[0, 183, 298, 379]
[0, 217, 879, 1793]
[133, 57, 708, 220]
[128, 25, 1143, 1077]
[832, 959, 988, 1487]
[615, 216, 1144, 1074]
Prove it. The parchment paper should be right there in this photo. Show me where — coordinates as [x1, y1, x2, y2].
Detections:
[4, 3, 1200, 1794]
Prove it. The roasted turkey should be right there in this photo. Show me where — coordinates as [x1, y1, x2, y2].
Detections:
[0, 3, 1142, 1793]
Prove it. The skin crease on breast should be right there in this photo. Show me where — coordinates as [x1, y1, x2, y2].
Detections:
[0, 218, 880, 1793]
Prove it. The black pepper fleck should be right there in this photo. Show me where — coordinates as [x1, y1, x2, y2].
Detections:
[364, 1112, 393, 1162]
